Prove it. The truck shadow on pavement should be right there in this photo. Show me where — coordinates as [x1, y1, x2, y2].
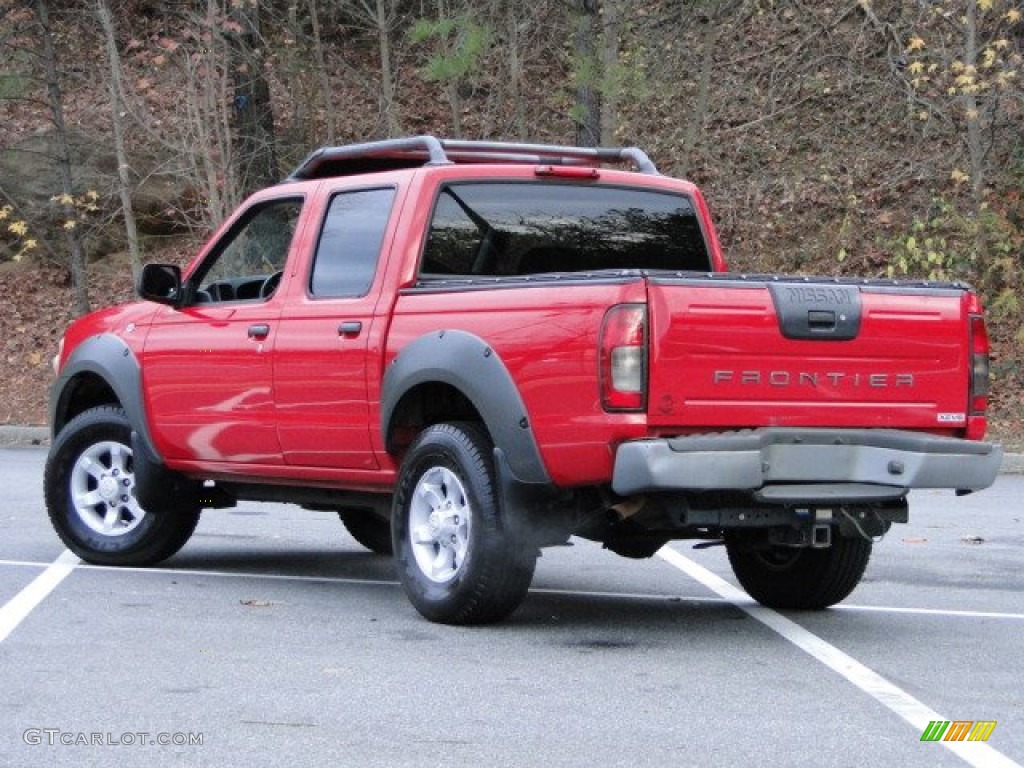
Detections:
[146, 545, 752, 634]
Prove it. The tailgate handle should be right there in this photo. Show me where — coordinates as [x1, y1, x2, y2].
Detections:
[807, 310, 836, 330]
[767, 283, 862, 341]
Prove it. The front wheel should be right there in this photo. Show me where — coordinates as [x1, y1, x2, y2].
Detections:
[725, 533, 871, 609]
[44, 406, 200, 566]
[392, 422, 537, 625]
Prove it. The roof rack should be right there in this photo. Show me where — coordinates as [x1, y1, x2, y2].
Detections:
[285, 135, 659, 181]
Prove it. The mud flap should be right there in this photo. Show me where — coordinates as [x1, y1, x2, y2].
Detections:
[130, 431, 205, 514]
[493, 446, 566, 549]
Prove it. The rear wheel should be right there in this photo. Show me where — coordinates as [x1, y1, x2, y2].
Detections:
[44, 406, 200, 566]
[392, 422, 537, 625]
[725, 533, 871, 609]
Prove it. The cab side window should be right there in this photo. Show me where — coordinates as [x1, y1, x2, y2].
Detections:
[310, 188, 396, 298]
[195, 198, 303, 303]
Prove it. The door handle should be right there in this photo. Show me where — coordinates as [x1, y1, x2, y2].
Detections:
[248, 324, 270, 339]
[338, 321, 363, 336]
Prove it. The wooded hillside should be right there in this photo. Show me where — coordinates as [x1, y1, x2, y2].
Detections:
[1, 0, 1021, 441]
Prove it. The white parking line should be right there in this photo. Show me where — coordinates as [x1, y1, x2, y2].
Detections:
[837, 603, 1024, 622]
[657, 545, 1021, 768]
[0, 558, 400, 588]
[0, 550, 79, 643]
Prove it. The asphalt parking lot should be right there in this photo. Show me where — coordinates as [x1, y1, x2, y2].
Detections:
[2, 445, 1022, 768]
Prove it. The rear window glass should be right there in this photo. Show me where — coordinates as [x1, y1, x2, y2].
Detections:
[420, 183, 710, 277]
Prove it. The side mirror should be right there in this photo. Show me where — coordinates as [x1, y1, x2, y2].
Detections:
[137, 263, 183, 306]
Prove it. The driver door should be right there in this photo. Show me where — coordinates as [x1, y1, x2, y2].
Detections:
[141, 196, 304, 465]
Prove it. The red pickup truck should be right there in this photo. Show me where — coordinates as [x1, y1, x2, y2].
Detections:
[45, 136, 1003, 624]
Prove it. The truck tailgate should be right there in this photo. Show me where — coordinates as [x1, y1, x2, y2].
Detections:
[646, 276, 971, 432]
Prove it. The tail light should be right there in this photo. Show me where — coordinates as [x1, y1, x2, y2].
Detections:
[600, 304, 647, 411]
[968, 313, 990, 416]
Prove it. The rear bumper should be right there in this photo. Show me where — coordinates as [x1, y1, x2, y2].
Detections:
[611, 428, 1003, 502]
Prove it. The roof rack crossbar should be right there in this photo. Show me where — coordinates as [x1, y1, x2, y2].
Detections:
[287, 135, 452, 180]
[285, 135, 659, 180]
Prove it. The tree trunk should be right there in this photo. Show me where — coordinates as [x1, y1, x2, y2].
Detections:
[599, 0, 619, 145]
[35, 0, 89, 315]
[678, 1, 724, 177]
[308, 0, 335, 144]
[573, 0, 601, 147]
[962, 0, 984, 215]
[97, 0, 141, 279]
[374, 0, 401, 137]
[505, 3, 526, 138]
[227, 2, 278, 196]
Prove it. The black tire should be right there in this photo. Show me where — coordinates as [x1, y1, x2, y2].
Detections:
[44, 406, 201, 566]
[338, 509, 393, 555]
[725, 533, 872, 610]
[392, 422, 537, 625]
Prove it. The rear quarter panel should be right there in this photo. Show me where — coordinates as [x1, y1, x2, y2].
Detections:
[387, 280, 650, 486]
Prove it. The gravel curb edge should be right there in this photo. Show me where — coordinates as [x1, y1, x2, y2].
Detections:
[2, 425, 1020, 473]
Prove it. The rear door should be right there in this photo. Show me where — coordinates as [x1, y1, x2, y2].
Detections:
[273, 185, 401, 469]
[645, 276, 971, 431]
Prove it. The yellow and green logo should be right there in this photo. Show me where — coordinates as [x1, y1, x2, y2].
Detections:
[920, 720, 997, 742]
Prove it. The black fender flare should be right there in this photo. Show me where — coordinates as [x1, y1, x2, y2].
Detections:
[51, 333, 160, 459]
[50, 333, 200, 512]
[381, 330, 551, 486]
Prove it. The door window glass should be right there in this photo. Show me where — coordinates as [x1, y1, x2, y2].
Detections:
[310, 187, 396, 298]
[194, 198, 303, 302]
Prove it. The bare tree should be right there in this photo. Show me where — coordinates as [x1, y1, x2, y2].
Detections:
[34, 0, 89, 314]
[960, 0, 987, 210]
[599, 0, 620, 144]
[677, 0, 733, 176]
[226, 0, 278, 195]
[348, 0, 403, 137]
[308, 0, 336, 143]
[572, 0, 601, 146]
[97, 0, 141, 278]
[503, 1, 527, 137]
